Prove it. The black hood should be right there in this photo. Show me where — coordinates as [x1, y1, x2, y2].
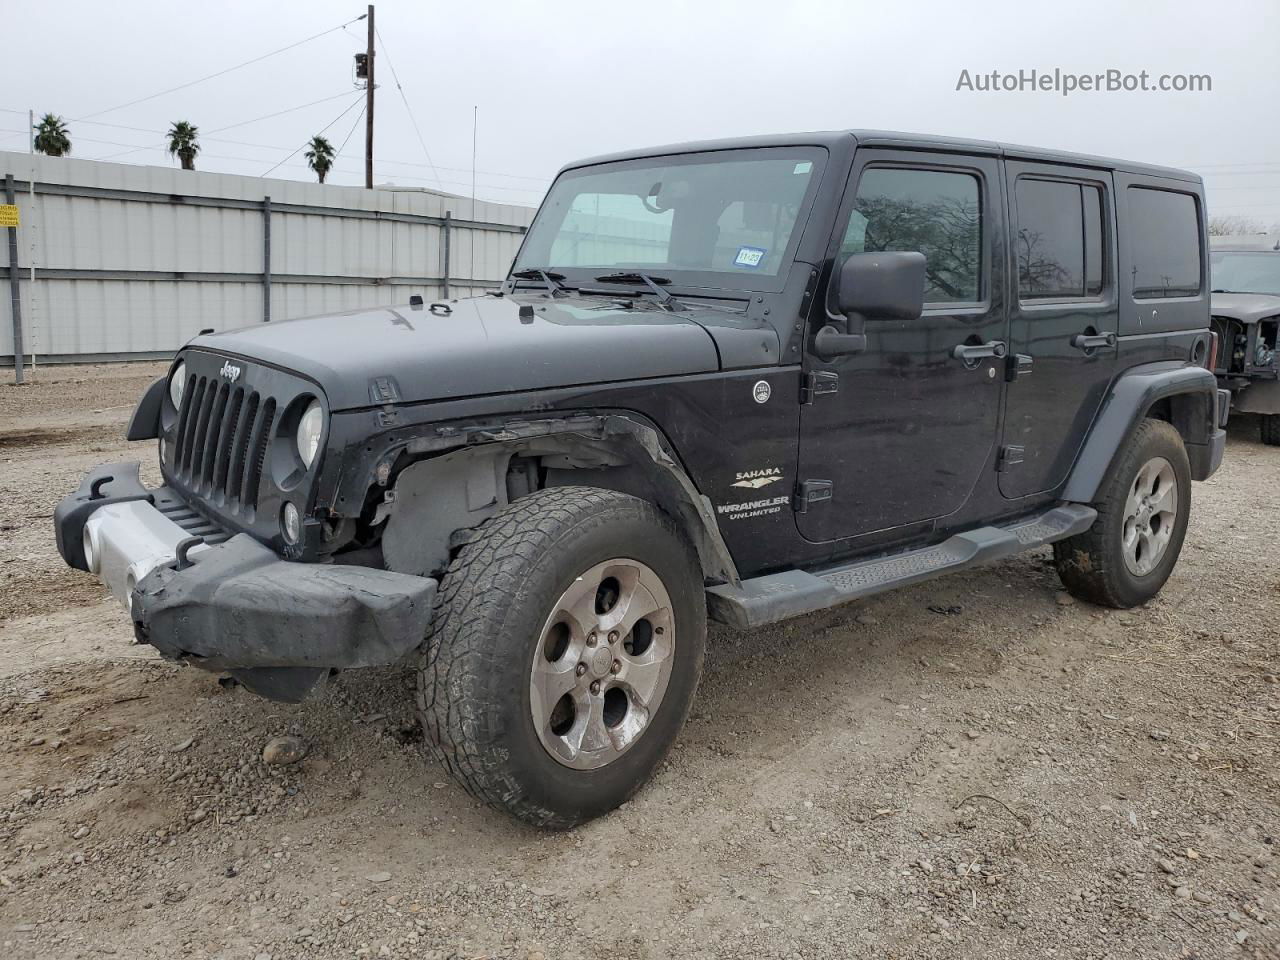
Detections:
[1210, 291, 1280, 325]
[186, 295, 722, 411]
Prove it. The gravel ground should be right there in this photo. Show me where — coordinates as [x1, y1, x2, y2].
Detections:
[0, 363, 1277, 960]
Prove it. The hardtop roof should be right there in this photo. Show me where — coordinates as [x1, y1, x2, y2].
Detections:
[562, 129, 1201, 184]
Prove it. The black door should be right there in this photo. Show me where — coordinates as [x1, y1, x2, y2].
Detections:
[796, 150, 1008, 543]
[999, 163, 1118, 499]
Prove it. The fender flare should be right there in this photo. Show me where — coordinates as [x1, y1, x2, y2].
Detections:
[124, 376, 166, 441]
[1063, 361, 1223, 503]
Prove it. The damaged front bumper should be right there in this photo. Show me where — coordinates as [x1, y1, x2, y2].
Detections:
[54, 462, 437, 702]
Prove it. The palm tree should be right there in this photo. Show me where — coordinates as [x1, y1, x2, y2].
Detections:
[33, 114, 71, 157]
[166, 121, 200, 170]
[304, 135, 335, 184]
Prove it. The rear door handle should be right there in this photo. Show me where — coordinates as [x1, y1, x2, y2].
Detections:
[951, 340, 1007, 361]
[1070, 332, 1117, 351]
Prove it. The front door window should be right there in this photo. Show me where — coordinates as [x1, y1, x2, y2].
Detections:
[839, 167, 983, 304]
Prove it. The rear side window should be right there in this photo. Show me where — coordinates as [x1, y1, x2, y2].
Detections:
[1127, 187, 1202, 299]
[841, 167, 982, 304]
[1015, 178, 1106, 299]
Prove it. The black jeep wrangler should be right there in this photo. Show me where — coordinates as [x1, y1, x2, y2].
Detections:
[55, 131, 1228, 827]
[1209, 235, 1280, 444]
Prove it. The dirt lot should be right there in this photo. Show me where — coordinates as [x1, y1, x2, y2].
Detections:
[0, 362, 1277, 960]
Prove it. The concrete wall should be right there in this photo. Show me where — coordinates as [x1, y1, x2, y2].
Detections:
[0, 151, 535, 362]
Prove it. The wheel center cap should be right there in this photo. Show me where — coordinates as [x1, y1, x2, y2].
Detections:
[589, 646, 613, 679]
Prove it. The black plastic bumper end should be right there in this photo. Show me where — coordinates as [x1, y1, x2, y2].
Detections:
[132, 534, 436, 700]
[54, 461, 152, 571]
[1188, 428, 1226, 481]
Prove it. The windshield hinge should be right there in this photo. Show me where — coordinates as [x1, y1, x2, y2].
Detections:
[1005, 354, 1034, 382]
[800, 371, 839, 405]
[997, 445, 1025, 472]
[792, 479, 834, 513]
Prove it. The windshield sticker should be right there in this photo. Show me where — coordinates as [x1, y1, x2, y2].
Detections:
[734, 246, 766, 269]
[793, 161, 813, 175]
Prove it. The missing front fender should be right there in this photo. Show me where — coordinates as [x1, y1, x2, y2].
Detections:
[377, 413, 740, 585]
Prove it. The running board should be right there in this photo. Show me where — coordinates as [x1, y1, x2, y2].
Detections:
[706, 504, 1097, 630]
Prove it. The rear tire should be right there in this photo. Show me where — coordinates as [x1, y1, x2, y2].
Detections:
[1054, 418, 1191, 608]
[416, 486, 706, 828]
[1262, 414, 1280, 446]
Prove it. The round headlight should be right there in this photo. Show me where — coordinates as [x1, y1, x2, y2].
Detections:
[168, 361, 187, 408]
[295, 400, 324, 469]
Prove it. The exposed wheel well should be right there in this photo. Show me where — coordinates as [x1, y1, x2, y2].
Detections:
[370, 415, 737, 586]
[1142, 391, 1214, 450]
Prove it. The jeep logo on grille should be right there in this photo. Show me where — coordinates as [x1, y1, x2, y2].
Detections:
[219, 360, 242, 383]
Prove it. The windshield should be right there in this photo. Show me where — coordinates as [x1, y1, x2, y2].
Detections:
[514, 147, 827, 292]
[1211, 251, 1280, 295]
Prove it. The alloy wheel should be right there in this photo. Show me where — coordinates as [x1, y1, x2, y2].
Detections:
[1121, 456, 1179, 577]
[530, 558, 676, 770]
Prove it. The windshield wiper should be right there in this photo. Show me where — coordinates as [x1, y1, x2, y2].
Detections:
[593, 272, 688, 311]
[511, 268, 571, 297]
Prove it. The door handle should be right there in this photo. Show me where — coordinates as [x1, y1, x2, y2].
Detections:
[814, 324, 867, 359]
[951, 340, 1007, 362]
[1070, 332, 1117, 351]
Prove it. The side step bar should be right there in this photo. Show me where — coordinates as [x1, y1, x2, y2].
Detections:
[706, 504, 1097, 630]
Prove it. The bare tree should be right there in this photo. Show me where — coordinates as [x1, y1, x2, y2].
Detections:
[1017, 229, 1072, 295]
[856, 195, 982, 301]
[1208, 215, 1266, 236]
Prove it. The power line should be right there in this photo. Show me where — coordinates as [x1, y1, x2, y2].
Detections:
[375, 26, 443, 190]
[89, 91, 360, 161]
[1187, 160, 1280, 170]
[77, 14, 368, 121]
[1197, 170, 1280, 178]
[261, 94, 366, 177]
[336, 105, 367, 156]
[3, 125, 546, 197]
[3, 127, 548, 197]
[1, 103, 550, 181]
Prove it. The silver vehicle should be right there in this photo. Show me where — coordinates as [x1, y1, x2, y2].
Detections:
[1210, 235, 1280, 444]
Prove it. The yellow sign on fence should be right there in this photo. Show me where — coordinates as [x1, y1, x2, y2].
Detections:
[0, 204, 18, 228]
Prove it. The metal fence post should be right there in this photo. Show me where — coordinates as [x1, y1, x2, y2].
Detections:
[262, 195, 272, 322]
[5, 173, 24, 384]
[442, 210, 451, 299]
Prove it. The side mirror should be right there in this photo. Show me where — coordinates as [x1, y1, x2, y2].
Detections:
[836, 251, 927, 321]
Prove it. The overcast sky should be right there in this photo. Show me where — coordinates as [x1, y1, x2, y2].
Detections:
[4, 0, 1278, 225]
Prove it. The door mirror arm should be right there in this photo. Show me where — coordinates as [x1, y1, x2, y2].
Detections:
[814, 311, 867, 359]
[813, 252, 925, 360]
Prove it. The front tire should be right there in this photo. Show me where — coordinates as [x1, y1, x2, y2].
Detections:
[1054, 418, 1192, 608]
[1262, 414, 1280, 446]
[416, 486, 706, 828]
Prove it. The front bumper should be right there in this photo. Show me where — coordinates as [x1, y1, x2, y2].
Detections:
[54, 462, 437, 702]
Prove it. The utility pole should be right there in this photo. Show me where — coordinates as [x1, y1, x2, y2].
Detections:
[364, 4, 375, 189]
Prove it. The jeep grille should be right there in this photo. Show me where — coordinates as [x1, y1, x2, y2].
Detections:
[171, 374, 276, 513]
